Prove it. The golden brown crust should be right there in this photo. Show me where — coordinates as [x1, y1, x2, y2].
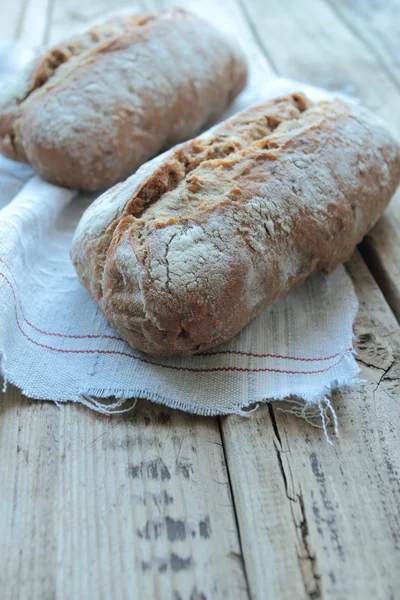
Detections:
[0, 8, 247, 190]
[0, 14, 150, 162]
[71, 93, 400, 355]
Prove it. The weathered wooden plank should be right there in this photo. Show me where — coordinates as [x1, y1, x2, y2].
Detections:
[0, 393, 249, 600]
[327, 0, 400, 89]
[17, 0, 54, 47]
[220, 409, 311, 600]
[0, 1, 26, 40]
[222, 250, 400, 600]
[361, 211, 400, 323]
[240, 0, 400, 123]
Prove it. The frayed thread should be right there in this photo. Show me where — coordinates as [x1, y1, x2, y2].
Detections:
[0, 349, 7, 393]
[236, 403, 260, 417]
[78, 385, 342, 443]
[319, 401, 333, 445]
[325, 396, 339, 438]
[276, 396, 339, 444]
[79, 394, 137, 415]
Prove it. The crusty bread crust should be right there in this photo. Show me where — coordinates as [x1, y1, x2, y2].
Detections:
[71, 93, 400, 356]
[0, 8, 247, 190]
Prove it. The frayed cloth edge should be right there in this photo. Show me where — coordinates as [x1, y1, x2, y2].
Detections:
[0, 346, 360, 441]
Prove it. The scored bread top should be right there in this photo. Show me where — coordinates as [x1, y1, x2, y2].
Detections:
[0, 8, 248, 189]
[72, 93, 400, 355]
[0, 13, 156, 162]
[72, 93, 311, 299]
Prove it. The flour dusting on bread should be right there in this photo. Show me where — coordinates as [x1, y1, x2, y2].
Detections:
[71, 93, 400, 356]
[0, 8, 248, 190]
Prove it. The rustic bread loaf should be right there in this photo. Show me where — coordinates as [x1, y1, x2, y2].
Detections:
[71, 93, 400, 356]
[0, 8, 247, 190]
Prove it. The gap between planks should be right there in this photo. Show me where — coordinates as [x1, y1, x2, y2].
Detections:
[217, 1, 400, 598]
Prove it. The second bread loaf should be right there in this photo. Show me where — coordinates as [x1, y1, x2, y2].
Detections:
[0, 8, 247, 190]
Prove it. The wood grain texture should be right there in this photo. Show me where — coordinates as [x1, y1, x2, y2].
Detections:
[328, 0, 400, 89]
[0, 1, 26, 40]
[360, 211, 400, 323]
[17, 0, 54, 47]
[0, 392, 249, 600]
[1, 0, 400, 599]
[222, 252, 400, 600]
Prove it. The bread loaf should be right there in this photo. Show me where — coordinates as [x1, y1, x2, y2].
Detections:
[0, 8, 247, 190]
[71, 93, 400, 356]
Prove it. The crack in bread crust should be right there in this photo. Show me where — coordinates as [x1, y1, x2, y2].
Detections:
[21, 14, 158, 101]
[126, 93, 310, 222]
[0, 14, 158, 162]
[72, 93, 400, 356]
[75, 94, 312, 301]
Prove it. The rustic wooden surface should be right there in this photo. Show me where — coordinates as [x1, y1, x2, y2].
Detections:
[1, 1, 400, 599]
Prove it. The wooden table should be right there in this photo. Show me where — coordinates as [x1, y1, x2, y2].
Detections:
[1, 1, 400, 598]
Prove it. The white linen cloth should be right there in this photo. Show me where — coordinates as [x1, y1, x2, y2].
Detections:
[0, 42, 360, 422]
